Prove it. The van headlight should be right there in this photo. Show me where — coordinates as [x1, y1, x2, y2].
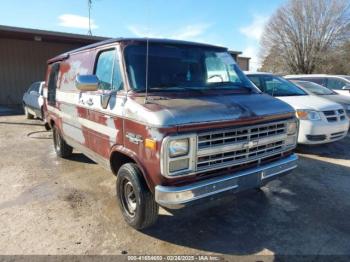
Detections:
[296, 110, 321, 121]
[286, 121, 297, 135]
[161, 135, 197, 177]
[169, 139, 189, 157]
[285, 120, 298, 147]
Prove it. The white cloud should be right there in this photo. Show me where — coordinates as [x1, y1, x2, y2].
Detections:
[58, 14, 98, 30]
[127, 23, 212, 42]
[239, 15, 270, 71]
[239, 15, 268, 40]
[242, 46, 260, 71]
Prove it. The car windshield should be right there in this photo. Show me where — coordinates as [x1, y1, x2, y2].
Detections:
[343, 76, 350, 81]
[124, 44, 256, 93]
[257, 75, 307, 96]
[295, 81, 335, 95]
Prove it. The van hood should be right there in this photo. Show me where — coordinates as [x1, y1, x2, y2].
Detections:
[125, 93, 295, 127]
[276, 95, 343, 111]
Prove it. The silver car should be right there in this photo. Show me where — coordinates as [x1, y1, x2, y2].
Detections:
[22, 81, 45, 119]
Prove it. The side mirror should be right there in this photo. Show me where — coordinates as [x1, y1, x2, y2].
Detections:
[342, 85, 350, 90]
[76, 75, 99, 91]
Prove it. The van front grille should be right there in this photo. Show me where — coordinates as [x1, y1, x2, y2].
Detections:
[196, 120, 294, 172]
[198, 122, 286, 149]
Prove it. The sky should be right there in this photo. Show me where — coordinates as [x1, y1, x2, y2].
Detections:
[0, 0, 286, 70]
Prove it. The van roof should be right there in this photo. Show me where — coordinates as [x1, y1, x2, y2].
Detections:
[48, 38, 227, 64]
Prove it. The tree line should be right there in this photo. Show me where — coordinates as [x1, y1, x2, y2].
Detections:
[259, 0, 350, 75]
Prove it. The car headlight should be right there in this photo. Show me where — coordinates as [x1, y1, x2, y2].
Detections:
[169, 139, 189, 157]
[296, 110, 321, 121]
[286, 121, 297, 135]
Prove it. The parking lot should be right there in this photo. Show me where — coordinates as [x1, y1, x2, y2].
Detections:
[1, 114, 350, 256]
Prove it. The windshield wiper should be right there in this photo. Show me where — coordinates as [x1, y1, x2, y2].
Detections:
[147, 86, 206, 93]
[208, 82, 255, 92]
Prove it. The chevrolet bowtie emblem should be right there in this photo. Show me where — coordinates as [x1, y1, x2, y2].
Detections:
[243, 140, 258, 149]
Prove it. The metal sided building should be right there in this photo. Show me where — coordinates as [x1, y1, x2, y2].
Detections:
[0, 25, 106, 106]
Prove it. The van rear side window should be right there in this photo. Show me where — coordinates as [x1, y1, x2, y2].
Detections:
[95, 49, 123, 91]
[47, 63, 60, 106]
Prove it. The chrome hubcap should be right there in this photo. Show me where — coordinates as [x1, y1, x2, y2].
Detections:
[122, 180, 137, 217]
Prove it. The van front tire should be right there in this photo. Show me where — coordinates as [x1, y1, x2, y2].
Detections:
[53, 126, 73, 158]
[116, 163, 159, 230]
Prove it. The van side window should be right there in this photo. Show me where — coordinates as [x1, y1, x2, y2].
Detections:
[112, 52, 124, 91]
[308, 78, 324, 86]
[327, 78, 346, 90]
[95, 49, 124, 91]
[47, 63, 60, 106]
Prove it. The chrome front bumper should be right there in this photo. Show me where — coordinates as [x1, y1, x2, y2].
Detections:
[155, 154, 298, 209]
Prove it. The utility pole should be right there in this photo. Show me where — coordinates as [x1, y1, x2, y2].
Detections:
[88, 0, 92, 35]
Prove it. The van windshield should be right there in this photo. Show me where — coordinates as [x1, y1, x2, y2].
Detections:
[124, 44, 256, 93]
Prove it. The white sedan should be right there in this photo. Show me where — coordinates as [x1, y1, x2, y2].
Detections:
[245, 72, 349, 145]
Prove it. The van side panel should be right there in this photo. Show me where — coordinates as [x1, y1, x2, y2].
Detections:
[46, 47, 126, 168]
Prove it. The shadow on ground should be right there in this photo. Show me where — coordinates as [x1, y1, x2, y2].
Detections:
[296, 135, 350, 160]
[140, 156, 350, 255]
[0, 121, 44, 127]
[69, 153, 97, 165]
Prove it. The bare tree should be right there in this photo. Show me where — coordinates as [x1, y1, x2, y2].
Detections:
[260, 0, 350, 74]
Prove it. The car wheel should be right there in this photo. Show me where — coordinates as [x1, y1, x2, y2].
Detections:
[53, 126, 73, 158]
[24, 105, 34, 119]
[116, 163, 159, 230]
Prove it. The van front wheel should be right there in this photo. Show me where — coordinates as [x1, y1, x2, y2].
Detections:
[53, 126, 73, 158]
[116, 163, 159, 230]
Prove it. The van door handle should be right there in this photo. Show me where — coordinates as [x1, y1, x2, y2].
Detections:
[86, 98, 94, 106]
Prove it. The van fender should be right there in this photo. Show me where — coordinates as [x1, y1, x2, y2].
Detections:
[109, 145, 154, 191]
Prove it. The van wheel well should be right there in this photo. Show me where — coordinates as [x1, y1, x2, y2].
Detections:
[110, 151, 136, 176]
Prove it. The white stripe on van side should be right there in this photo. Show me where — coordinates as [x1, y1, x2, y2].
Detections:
[47, 105, 118, 140]
[56, 90, 78, 105]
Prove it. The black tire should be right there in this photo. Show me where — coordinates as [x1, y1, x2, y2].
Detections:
[44, 122, 51, 131]
[116, 163, 159, 230]
[53, 126, 73, 158]
[24, 105, 34, 119]
[40, 107, 44, 120]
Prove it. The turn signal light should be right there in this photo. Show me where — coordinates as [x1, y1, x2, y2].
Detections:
[145, 139, 157, 150]
[296, 111, 308, 118]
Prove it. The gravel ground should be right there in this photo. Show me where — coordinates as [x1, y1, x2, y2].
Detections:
[0, 115, 350, 257]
